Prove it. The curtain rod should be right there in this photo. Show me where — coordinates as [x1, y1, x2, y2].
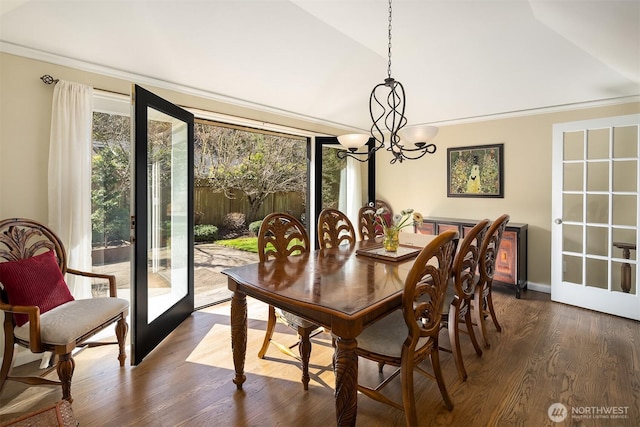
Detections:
[38, 74, 321, 136]
[40, 74, 127, 97]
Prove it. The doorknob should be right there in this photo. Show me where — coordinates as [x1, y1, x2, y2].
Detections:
[554, 218, 563, 224]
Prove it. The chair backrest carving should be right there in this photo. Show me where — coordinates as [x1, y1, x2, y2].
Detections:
[357, 205, 378, 241]
[357, 201, 392, 241]
[479, 214, 510, 291]
[258, 213, 310, 262]
[0, 218, 67, 303]
[317, 208, 356, 249]
[452, 219, 490, 301]
[403, 230, 458, 340]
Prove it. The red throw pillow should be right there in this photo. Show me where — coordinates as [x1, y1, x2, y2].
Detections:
[0, 250, 74, 326]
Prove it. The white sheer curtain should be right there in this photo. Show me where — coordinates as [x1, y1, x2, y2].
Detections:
[338, 156, 363, 229]
[48, 80, 94, 299]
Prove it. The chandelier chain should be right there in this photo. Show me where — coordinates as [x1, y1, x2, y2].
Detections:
[387, 0, 393, 79]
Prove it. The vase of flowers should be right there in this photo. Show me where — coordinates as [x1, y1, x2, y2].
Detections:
[375, 208, 423, 252]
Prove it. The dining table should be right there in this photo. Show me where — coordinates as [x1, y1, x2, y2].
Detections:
[222, 236, 437, 426]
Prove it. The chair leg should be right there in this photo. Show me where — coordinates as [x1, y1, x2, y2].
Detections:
[0, 329, 15, 392]
[116, 316, 128, 367]
[448, 304, 467, 382]
[298, 330, 312, 391]
[57, 352, 75, 403]
[464, 309, 483, 357]
[485, 288, 502, 332]
[430, 347, 453, 411]
[474, 288, 491, 349]
[258, 305, 277, 358]
[400, 351, 418, 427]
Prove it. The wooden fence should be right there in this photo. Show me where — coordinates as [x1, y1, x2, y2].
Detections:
[194, 187, 306, 225]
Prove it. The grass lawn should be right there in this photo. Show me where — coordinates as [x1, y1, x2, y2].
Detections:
[215, 237, 258, 253]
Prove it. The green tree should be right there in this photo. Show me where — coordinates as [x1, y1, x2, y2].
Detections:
[195, 124, 307, 222]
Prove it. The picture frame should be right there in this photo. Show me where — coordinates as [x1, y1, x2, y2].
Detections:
[447, 143, 504, 198]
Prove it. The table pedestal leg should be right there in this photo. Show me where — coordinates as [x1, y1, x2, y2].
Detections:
[334, 336, 358, 427]
[230, 289, 247, 389]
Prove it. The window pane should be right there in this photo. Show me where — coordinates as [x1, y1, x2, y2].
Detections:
[613, 160, 637, 192]
[564, 131, 584, 161]
[613, 125, 638, 158]
[563, 163, 583, 191]
[587, 128, 610, 160]
[587, 161, 608, 192]
[563, 193, 583, 222]
[586, 194, 609, 224]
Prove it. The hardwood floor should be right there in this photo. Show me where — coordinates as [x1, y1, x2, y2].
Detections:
[1, 288, 638, 426]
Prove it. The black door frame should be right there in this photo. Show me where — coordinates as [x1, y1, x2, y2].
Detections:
[131, 84, 195, 364]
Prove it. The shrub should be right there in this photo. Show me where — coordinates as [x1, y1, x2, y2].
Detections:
[248, 220, 262, 236]
[194, 224, 218, 242]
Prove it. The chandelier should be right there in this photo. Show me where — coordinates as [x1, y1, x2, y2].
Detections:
[337, 0, 438, 164]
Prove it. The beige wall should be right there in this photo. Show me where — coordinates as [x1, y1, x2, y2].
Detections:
[0, 52, 342, 221]
[375, 103, 640, 289]
[1, 51, 639, 292]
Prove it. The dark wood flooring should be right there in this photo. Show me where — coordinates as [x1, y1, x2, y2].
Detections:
[1, 288, 639, 426]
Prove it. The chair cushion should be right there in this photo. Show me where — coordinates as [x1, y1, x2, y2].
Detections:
[357, 310, 429, 359]
[0, 250, 74, 326]
[14, 297, 129, 345]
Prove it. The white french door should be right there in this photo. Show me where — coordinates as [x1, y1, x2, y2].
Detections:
[551, 114, 640, 320]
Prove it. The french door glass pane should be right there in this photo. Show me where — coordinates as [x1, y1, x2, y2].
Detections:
[586, 226, 608, 256]
[147, 107, 189, 323]
[613, 126, 638, 158]
[563, 224, 582, 253]
[586, 257, 608, 289]
[587, 128, 609, 159]
[613, 160, 637, 192]
[563, 254, 582, 283]
[612, 195, 636, 226]
[563, 163, 583, 191]
[562, 193, 583, 222]
[586, 194, 609, 224]
[586, 161, 608, 191]
[564, 131, 584, 160]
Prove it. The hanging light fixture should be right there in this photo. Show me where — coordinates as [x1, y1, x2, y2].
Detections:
[337, 0, 438, 164]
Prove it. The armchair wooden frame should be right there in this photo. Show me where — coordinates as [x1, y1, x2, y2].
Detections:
[0, 218, 128, 402]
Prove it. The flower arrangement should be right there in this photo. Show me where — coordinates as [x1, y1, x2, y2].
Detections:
[374, 208, 423, 251]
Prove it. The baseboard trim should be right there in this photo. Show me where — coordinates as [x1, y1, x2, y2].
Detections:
[526, 282, 551, 294]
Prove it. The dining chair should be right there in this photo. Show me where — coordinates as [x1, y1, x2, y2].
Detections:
[440, 219, 490, 381]
[474, 214, 510, 349]
[357, 201, 392, 241]
[355, 230, 459, 426]
[317, 208, 356, 249]
[0, 218, 129, 402]
[256, 212, 321, 390]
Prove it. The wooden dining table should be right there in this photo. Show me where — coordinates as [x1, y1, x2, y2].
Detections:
[222, 238, 436, 426]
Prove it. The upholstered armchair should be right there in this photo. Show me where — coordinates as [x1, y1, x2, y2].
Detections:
[0, 218, 129, 402]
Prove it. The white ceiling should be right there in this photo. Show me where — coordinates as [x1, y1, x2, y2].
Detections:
[1, 0, 639, 132]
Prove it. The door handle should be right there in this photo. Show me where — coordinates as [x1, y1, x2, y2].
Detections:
[554, 218, 563, 224]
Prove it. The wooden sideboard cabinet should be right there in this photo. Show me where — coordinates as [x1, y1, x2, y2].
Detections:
[415, 217, 528, 298]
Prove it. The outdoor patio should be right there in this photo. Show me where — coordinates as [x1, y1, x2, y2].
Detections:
[92, 243, 259, 308]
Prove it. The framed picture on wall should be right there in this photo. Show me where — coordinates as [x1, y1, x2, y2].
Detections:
[447, 143, 504, 198]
